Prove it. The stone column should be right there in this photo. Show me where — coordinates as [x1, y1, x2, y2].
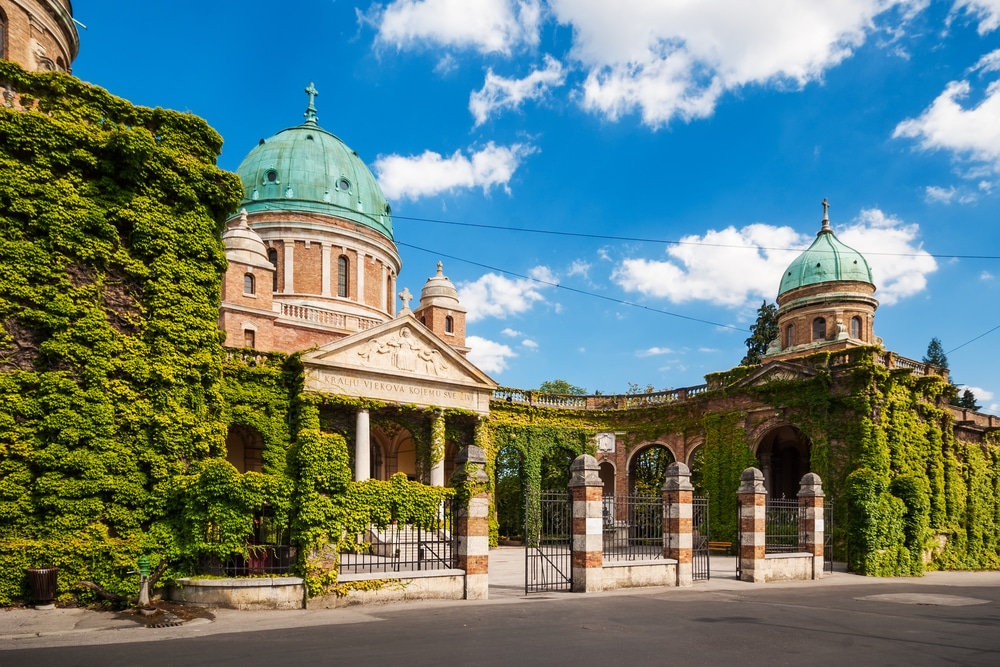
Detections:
[798, 472, 825, 579]
[380, 265, 387, 311]
[451, 445, 490, 600]
[662, 462, 694, 587]
[738, 467, 767, 583]
[430, 410, 445, 487]
[357, 253, 366, 304]
[354, 409, 370, 482]
[321, 243, 332, 297]
[282, 240, 295, 293]
[569, 454, 603, 592]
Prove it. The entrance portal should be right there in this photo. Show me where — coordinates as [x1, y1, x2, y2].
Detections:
[756, 425, 811, 498]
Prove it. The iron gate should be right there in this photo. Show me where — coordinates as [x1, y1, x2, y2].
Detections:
[692, 495, 710, 581]
[525, 490, 572, 593]
[735, 499, 742, 580]
[824, 500, 834, 573]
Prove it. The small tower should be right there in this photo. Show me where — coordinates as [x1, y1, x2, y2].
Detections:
[0, 0, 79, 72]
[219, 210, 277, 350]
[414, 262, 469, 355]
[764, 199, 879, 364]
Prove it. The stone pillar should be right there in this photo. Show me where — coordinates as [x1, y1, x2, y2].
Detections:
[569, 454, 603, 592]
[430, 410, 445, 487]
[354, 409, 370, 482]
[662, 462, 694, 587]
[798, 472, 825, 579]
[283, 241, 295, 293]
[451, 446, 490, 600]
[738, 467, 767, 583]
[357, 253, 366, 304]
[380, 265, 387, 311]
[321, 243, 332, 297]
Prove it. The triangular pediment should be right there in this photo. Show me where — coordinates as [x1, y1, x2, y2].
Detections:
[737, 361, 818, 388]
[301, 313, 497, 413]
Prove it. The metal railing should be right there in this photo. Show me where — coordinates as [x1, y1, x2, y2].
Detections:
[765, 497, 800, 553]
[339, 499, 456, 574]
[602, 494, 664, 561]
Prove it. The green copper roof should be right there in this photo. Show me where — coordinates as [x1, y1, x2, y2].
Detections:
[777, 201, 874, 296]
[234, 83, 393, 240]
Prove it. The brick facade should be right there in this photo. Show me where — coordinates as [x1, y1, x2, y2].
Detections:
[0, 0, 78, 73]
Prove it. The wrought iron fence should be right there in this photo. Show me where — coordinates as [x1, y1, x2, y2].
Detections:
[198, 505, 297, 576]
[602, 493, 664, 561]
[765, 497, 800, 553]
[339, 499, 456, 574]
[525, 491, 572, 593]
[692, 495, 710, 580]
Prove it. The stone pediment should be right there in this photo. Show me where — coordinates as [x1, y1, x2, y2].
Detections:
[737, 361, 818, 388]
[301, 314, 497, 414]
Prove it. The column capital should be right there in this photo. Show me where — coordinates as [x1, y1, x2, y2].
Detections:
[738, 467, 766, 495]
[569, 454, 602, 487]
[662, 461, 694, 492]
[798, 472, 825, 498]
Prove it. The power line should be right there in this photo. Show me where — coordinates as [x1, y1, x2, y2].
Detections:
[394, 213, 1000, 260]
[947, 324, 1000, 355]
[397, 241, 749, 332]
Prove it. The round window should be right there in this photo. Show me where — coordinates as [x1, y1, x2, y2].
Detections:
[337, 178, 351, 192]
[265, 170, 277, 183]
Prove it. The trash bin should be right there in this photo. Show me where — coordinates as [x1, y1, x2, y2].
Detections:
[26, 567, 58, 606]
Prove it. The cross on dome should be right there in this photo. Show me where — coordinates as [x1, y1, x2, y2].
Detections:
[820, 197, 831, 233]
[304, 82, 319, 125]
[398, 287, 413, 311]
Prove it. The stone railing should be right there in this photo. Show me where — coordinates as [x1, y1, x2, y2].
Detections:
[278, 303, 381, 333]
[492, 383, 710, 411]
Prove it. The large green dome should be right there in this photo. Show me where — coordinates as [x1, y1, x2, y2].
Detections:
[234, 84, 393, 239]
[778, 205, 873, 296]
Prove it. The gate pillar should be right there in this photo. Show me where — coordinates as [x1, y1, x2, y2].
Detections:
[738, 467, 767, 583]
[452, 445, 490, 599]
[798, 473, 825, 579]
[569, 454, 603, 592]
[662, 462, 694, 587]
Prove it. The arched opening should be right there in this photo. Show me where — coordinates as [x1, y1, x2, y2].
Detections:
[444, 316, 454, 333]
[225, 425, 265, 473]
[785, 323, 795, 348]
[688, 446, 705, 495]
[395, 436, 417, 481]
[370, 440, 384, 480]
[628, 444, 675, 495]
[851, 316, 861, 339]
[812, 317, 826, 341]
[494, 445, 526, 541]
[243, 273, 255, 295]
[337, 255, 349, 298]
[756, 425, 811, 499]
[0, 10, 7, 60]
[540, 446, 576, 491]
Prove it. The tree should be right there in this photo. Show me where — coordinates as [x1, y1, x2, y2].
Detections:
[538, 379, 587, 395]
[741, 300, 779, 366]
[923, 337, 949, 369]
[957, 388, 981, 411]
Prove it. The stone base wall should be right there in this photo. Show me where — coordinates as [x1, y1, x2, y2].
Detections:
[168, 577, 305, 610]
[758, 553, 819, 582]
[309, 570, 466, 608]
[602, 560, 678, 590]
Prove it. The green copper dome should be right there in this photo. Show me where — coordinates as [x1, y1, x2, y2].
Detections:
[234, 83, 393, 240]
[777, 202, 873, 296]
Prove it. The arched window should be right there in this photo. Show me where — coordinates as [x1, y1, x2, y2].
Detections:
[0, 9, 7, 60]
[851, 316, 861, 339]
[445, 316, 454, 333]
[267, 248, 278, 291]
[243, 329, 256, 349]
[243, 273, 255, 295]
[812, 317, 826, 341]
[337, 255, 349, 298]
[786, 324, 795, 348]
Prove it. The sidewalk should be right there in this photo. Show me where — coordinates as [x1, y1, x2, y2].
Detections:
[3, 547, 999, 651]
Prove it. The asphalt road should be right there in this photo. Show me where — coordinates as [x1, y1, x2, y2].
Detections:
[6, 582, 1000, 667]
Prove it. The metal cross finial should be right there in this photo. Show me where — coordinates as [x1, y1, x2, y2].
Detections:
[304, 82, 319, 125]
[398, 287, 413, 311]
[436, 261, 444, 275]
[821, 197, 831, 233]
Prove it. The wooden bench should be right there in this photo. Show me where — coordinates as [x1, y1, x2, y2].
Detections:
[708, 541, 733, 554]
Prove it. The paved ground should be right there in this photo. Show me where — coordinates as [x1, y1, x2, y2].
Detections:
[2, 549, 999, 666]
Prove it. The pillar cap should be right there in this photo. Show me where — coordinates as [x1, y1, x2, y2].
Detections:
[569, 454, 602, 487]
[798, 472, 825, 497]
[662, 461, 694, 492]
[738, 467, 767, 494]
[455, 445, 486, 466]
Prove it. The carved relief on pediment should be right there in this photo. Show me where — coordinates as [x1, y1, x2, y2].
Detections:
[355, 326, 452, 378]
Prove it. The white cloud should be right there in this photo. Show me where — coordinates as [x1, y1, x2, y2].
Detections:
[613, 223, 806, 306]
[470, 55, 566, 125]
[567, 259, 591, 278]
[434, 53, 459, 75]
[967, 386, 994, 401]
[613, 208, 936, 309]
[466, 335, 516, 374]
[500, 327, 522, 337]
[893, 79, 1000, 172]
[369, 0, 542, 54]
[924, 185, 977, 204]
[458, 267, 555, 321]
[521, 338, 539, 349]
[548, 0, 920, 127]
[375, 142, 536, 200]
[970, 47, 1000, 74]
[637, 346, 673, 357]
[953, 1, 1000, 34]
[981, 271, 995, 280]
[699, 347, 720, 353]
[838, 208, 938, 305]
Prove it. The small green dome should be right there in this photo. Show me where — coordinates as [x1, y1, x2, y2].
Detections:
[234, 84, 393, 240]
[778, 204, 873, 296]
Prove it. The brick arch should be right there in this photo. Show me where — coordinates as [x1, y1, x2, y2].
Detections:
[626, 441, 677, 494]
[753, 423, 812, 499]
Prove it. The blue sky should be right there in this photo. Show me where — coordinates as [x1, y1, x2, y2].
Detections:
[72, 1, 1000, 407]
